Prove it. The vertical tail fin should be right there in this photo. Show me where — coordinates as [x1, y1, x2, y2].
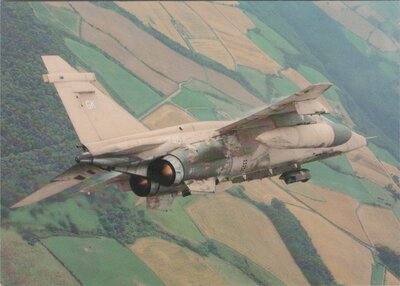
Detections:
[41, 56, 148, 145]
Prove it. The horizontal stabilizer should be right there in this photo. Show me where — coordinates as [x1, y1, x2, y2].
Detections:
[43, 72, 96, 83]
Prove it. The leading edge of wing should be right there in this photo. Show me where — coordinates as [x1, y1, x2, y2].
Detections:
[218, 83, 332, 134]
[10, 164, 119, 208]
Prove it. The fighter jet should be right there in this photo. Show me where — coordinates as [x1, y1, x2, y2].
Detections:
[11, 56, 366, 210]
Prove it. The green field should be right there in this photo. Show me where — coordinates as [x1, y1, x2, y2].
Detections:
[305, 161, 373, 204]
[246, 12, 299, 55]
[341, 28, 371, 57]
[148, 197, 207, 243]
[321, 154, 355, 175]
[238, 66, 300, 104]
[186, 108, 218, 121]
[30, 2, 80, 36]
[9, 188, 138, 236]
[65, 38, 162, 116]
[296, 64, 329, 84]
[237, 70, 299, 104]
[1, 229, 79, 286]
[369, 143, 399, 166]
[184, 79, 226, 99]
[378, 62, 398, 82]
[248, 31, 286, 66]
[207, 97, 246, 119]
[184, 80, 251, 118]
[205, 254, 258, 286]
[371, 259, 386, 286]
[361, 179, 396, 209]
[392, 201, 400, 220]
[368, 2, 399, 41]
[42, 236, 164, 286]
[237, 65, 270, 101]
[296, 64, 342, 104]
[172, 86, 247, 121]
[268, 74, 299, 97]
[173, 86, 218, 109]
[380, 49, 400, 63]
[208, 239, 285, 286]
[10, 195, 102, 232]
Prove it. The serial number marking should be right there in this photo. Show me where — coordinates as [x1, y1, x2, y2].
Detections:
[85, 100, 96, 110]
[168, 137, 183, 144]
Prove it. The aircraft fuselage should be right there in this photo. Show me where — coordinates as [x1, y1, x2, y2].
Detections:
[82, 116, 366, 191]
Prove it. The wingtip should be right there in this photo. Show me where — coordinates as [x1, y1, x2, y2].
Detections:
[308, 82, 332, 87]
[318, 82, 333, 93]
[10, 196, 37, 208]
[318, 82, 333, 86]
[10, 201, 25, 209]
[298, 82, 333, 96]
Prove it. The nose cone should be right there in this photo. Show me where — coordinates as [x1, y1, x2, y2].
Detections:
[346, 131, 367, 151]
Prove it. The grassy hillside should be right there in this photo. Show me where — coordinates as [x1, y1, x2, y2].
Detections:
[30, 2, 80, 36]
[1, 228, 80, 286]
[1, 2, 81, 218]
[42, 236, 164, 286]
[1, 3, 78, 158]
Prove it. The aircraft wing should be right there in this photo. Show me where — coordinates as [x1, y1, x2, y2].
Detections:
[218, 83, 332, 134]
[10, 163, 121, 208]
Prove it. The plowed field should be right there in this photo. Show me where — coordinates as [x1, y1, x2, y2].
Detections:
[131, 238, 228, 286]
[288, 205, 373, 286]
[72, 2, 261, 105]
[289, 185, 369, 243]
[142, 104, 195, 129]
[347, 147, 396, 189]
[81, 22, 178, 96]
[358, 205, 400, 253]
[315, 2, 397, 51]
[187, 194, 309, 285]
[242, 178, 306, 208]
[116, 2, 188, 48]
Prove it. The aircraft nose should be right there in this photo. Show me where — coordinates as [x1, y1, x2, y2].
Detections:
[347, 131, 367, 151]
